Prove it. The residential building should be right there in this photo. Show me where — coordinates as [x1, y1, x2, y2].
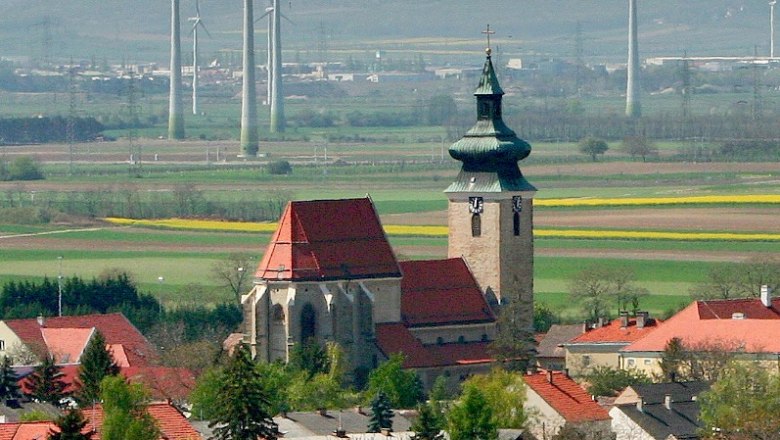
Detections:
[523, 370, 612, 440]
[563, 312, 661, 376]
[536, 324, 584, 371]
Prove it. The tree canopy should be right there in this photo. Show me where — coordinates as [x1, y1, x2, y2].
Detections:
[446, 386, 497, 440]
[367, 354, 424, 409]
[48, 409, 92, 440]
[578, 137, 609, 161]
[25, 354, 69, 406]
[99, 376, 160, 440]
[367, 391, 394, 433]
[0, 355, 21, 402]
[461, 368, 527, 429]
[75, 330, 120, 407]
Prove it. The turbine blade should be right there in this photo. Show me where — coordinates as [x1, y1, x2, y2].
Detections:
[195, 0, 201, 16]
[255, 10, 272, 23]
[280, 13, 294, 25]
[200, 22, 213, 39]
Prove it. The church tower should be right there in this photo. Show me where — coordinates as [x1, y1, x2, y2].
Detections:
[446, 47, 536, 326]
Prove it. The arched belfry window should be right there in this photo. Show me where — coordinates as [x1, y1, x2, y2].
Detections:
[300, 303, 316, 343]
[472, 214, 481, 237]
[512, 196, 522, 236]
[469, 197, 484, 237]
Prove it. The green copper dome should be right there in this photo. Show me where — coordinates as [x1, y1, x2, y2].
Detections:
[446, 53, 535, 193]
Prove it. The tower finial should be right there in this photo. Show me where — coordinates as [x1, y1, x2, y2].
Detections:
[482, 24, 495, 56]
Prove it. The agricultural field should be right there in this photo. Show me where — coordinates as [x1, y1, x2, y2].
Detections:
[2, 134, 779, 320]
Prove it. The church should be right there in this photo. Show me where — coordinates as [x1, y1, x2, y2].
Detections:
[242, 48, 536, 388]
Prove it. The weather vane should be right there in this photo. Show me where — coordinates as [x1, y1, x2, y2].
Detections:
[482, 24, 496, 56]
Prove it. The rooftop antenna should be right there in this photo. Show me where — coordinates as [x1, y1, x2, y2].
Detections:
[188, 0, 212, 116]
[168, 0, 185, 139]
[626, 0, 642, 118]
[240, 0, 259, 156]
[771, 1, 777, 58]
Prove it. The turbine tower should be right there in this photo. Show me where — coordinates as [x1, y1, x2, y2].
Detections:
[168, 0, 185, 139]
[240, 0, 259, 156]
[625, 0, 641, 118]
[269, 0, 285, 133]
[189, 0, 211, 116]
[771, 0, 777, 58]
[258, 2, 293, 106]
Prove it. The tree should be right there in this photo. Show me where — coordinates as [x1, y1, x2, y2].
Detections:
[585, 366, 650, 397]
[657, 338, 741, 383]
[410, 403, 444, 440]
[490, 299, 536, 372]
[266, 160, 292, 175]
[49, 409, 92, 440]
[462, 368, 527, 429]
[211, 254, 253, 302]
[621, 135, 658, 162]
[0, 355, 21, 402]
[446, 386, 497, 440]
[99, 376, 160, 440]
[75, 331, 120, 406]
[367, 391, 394, 433]
[288, 340, 329, 379]
[690, 257, 780, 300]
[190, 367, 224, 421]
[7, 156, 44, 180]
[578, 136, 608, 161]
[568, 264, 647, 321]
[25, 354, 69, 406]
[367, 354, 424, 409]
[209, 343, 278, 440]
[699, 362, 780, 439]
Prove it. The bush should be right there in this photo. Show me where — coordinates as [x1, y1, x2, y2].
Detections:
[266, 160, 292, 175]
[0, 156, 44, 181]
[586, 366, 650, 397]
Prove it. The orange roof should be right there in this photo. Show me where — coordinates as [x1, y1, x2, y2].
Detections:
[4, 313, 157, 367]
[625, 300, 780, 353]
[523, 371, 611, 423]
[399, 259, 495, 327]
[85, 402, 201, 440]
[41, 327, 94, 364]
[696, 297, 780, 320]
[107, 344, 130, 368]
[255, 198, 401, 281]
[375, 323, 493, 369]
[0, 422, 59, 440]
[568, 316, 660, 345]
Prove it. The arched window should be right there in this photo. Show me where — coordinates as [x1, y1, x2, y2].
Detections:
[272, 304, 285, 322]
[513, 212, 520, 236]
[300, 303, 316, 343]
[471, 214, 481, 237]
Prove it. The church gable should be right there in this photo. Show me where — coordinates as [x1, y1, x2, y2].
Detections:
[399, 258, 495, 327]
[255, 198, 402, 281]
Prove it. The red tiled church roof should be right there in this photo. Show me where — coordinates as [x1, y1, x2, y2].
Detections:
[375, 323, 493, 369]
[255, 198, 401, 281]
[696, 297, 780, 320]
[524, 371, 610, 423]
[568, 316, 660, 345]
[4, 313, 157, 367]
[399, 259, 495, 327]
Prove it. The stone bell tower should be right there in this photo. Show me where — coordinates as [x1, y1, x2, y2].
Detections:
[445, 46, 536, 326]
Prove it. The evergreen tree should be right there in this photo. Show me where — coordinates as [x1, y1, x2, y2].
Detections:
[75, 331, 119, 406]
[208, 343, 278, 440]
[0, 355, 21, 402]
[367, 391, 394, 433]
[49, 409, 92, 440]
[26, 354, 69, 406]
[410, 403, 443, 440]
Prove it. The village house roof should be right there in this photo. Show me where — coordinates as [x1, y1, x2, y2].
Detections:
[536, 324, 584, 360]
[374, 323, 493, 369]
[610, 383, 708, 440]
[523, 371, 611, 424]
[3, 313, 157, 367]
[624, 299, 780, 353]
[616, 381, 709, 406]
[40, 327, 94, 364]
[255, 198, 401, 281]
[567, 315, 661, 346]
[399, 258, 495, 327]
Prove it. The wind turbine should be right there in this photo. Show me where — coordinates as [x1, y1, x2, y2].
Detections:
[625, 0, 641, 118]
[257, 1, 293, 106]
[188, 0, 212, 116]
[168, 0, 185, 139]
[771, 0, 777, 58]
[269, 0, 285, 133]
[240, 0, 259, 156]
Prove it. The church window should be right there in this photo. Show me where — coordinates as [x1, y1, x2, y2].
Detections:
[471, 214, 481, 237]
[272, 304, 285, 322]
[300, 303, 317, 343]
[513, 212, 520, 236]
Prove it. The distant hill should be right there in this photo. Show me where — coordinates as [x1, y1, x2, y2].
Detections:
[1, 0, 772, 66]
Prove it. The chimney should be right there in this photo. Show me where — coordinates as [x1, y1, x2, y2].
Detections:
[546, 370, 553, 384]
[564, 368, 570, 379]
[317, 408, 327, 417]
[664, 395, 672, 410]
[36, 316, 45, 327]
[355, 406, 364, 415]
[636, 311, 648, 329]
[582, 321, 589, 333]
[619, 311, 629, 328]
[761, 285, 772, 308]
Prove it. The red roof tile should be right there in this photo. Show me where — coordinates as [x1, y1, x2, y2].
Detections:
[4, 313, 157, 367]
[568, 316, 661, 345]
[41, 327, 94, 364]
[374, 323, 493, 369]
[625, 300, 780, 353]
[84, 402, 201, 440]
[696, 297, 780, 320]
[399, 259, 495, 327]
[255, 198, 401, 281]
[0, 425, 16, 440]
[523, 371, 610, 423]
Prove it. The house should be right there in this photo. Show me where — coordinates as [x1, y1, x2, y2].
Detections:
[621, 290, 780, 377]
[0, 313, 158, 367]
[536, 324, 584, 371]
[523, 370, 612, 440]
[610, 381, 708, 440]
[0, 402, 201, 440]
[563, 312, 661, 376]
[243, 49, 537, 389]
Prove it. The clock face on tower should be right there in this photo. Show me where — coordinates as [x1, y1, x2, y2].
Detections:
[512, 196, 523, 213]
[469, 197, 484, 214]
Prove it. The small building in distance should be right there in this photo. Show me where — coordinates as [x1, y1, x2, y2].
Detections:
[535, 324, 584, 371]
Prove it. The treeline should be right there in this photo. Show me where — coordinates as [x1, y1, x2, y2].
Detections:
[0, 116, 105, 144]
[0, 274, 242, 341]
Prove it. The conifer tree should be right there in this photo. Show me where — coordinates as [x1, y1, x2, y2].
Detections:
[75, 331, 119, 406]
[49, 409, 92, 440]
[410, 403, 443, 440]
[26, 354, 68, 406]
[208, 343, 278, 440]
[367, 391, 394, 433]
[0, 355, 21, 402]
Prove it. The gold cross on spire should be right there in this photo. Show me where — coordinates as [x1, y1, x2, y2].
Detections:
[482, 24, 496, 56]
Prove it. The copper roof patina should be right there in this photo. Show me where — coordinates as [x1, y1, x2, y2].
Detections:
[447, 51, 535, 193]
